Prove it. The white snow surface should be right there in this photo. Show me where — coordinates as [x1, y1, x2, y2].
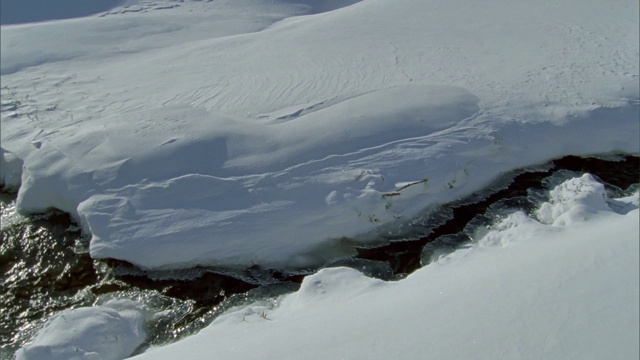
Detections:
[1, 0, 639, 269]
[132, 175, 640, 360]
[16, 300, 146, 360]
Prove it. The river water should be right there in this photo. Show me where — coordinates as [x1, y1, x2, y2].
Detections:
[1, 154, 638, 357]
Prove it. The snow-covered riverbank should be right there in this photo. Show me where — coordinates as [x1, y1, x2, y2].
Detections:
[2, 0, 638, 270]
[16, 174, 639, 359]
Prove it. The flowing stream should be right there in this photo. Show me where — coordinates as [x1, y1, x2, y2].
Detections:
[1, 154, 638, 357]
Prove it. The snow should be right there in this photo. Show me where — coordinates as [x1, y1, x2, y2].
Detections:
[15, 300, 146, 360]
[0, 1, 305, 76]
[0, 147, 22, 190]
[131, 175, 640, 360]
[536, 173, 612, 226]
[3, 1, 639, 357]
[1, 0, 638, 271]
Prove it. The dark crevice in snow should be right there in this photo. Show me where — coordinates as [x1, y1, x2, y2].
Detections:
[1, 153, 638, 355]
[355, 154, 639, 276]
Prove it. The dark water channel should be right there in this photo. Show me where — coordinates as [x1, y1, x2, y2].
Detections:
[1, 154, 638, 356]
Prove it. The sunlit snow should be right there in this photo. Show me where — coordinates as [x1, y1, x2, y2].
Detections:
[1, 0, 638, 270]
[1, 0, 638, 358]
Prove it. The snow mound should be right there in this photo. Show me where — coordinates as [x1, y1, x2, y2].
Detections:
[537, 174, 611, 226]
[36, 84, 476, 269]
[16, 300, 146, 360]
[284, 267, 384, 307]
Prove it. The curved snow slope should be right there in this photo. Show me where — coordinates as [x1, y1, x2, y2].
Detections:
[132, 176, 639, 359]
[0, 0, 314, 76]
[1, 0, 638, 269]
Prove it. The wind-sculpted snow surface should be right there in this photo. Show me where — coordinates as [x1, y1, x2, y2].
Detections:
[1, 0, 639, 269]
[131, 176, 639, 359]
